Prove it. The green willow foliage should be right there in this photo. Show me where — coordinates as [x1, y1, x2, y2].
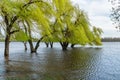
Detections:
[0, 0, 55, 56]
[0, 0, 102, 44]
[0, 0, 52, 40]
[43, 0, 103, 46]
[0, 0, 102, 54]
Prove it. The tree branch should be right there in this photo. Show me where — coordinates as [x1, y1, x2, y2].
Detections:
[35, 35, 47, 51]
[10, 29, 20, 34]
[9, 16, 18, 30]
[1, 8, 9, 26]
[23, 0, 43, 8]
[9, 0, 43, 30]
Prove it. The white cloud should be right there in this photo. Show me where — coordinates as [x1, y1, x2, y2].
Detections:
[71, 0, 117, 37]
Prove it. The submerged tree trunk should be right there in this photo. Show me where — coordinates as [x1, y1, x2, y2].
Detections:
[28, 36, 44, 53]
[23, 41, 27, 51]
[35, 37, 44, 52]
[45, 42, 53, 48]
[50, 42, 53, 48]
[71, 44, 75, 48]
[27, 20, 36, 53]
[45, 42, 49, 47]
[26, 20, 45, 53]
[60, 42, 69, 50]
[28, 39, 36, 53]
[4, 35, 10, 57]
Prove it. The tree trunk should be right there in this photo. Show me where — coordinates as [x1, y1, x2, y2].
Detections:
[60, 42, 69, 50]
[34, 37, 44, 52]
[28, 39, 36, 53]
[23, 42, 27, 51]
[62, 45, 68, 50]
[27, 21, 36, 53]
[50, 42, 53, 48]
[71, 44, 75, 48]
[4, 35, 10, 57]
[45, 42, 49, 47]
[3, 11, 18, 57]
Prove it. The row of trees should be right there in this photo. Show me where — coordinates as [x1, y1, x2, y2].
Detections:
[102, 37, 120, 42]
[0, 0, 102, 57]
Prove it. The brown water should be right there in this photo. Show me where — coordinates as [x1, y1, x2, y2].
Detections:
[0, 42, 120, 80]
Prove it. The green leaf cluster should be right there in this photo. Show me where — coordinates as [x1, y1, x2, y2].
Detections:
[0, 0, 102, 46]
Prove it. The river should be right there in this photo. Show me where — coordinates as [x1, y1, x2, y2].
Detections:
[0, 42, 120, 80]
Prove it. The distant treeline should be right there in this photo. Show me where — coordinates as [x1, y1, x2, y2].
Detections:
[102, 38, 120, 42]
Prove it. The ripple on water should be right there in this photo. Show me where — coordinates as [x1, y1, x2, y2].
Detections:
[0, 42, 120, 80]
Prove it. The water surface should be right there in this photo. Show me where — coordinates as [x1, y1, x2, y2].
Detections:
[0, 42, 120, 80]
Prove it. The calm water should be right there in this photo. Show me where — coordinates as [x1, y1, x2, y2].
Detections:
[0, 42, 120, 80]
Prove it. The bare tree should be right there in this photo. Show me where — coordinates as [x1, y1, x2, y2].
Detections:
[109, 0, 120, 30]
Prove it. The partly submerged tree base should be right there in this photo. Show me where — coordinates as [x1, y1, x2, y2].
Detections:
[62, 47, 68, 51]
[60, 42, 69, 51]
[4, 53, 9, 57]
[31, 50, 37, 53]
[4, 35, 10, 57]
[71, 44, 75, 48]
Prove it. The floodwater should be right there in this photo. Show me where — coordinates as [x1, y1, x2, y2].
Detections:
[0, 42, 120, 80]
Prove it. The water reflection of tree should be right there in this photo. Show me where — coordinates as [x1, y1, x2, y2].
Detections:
[3, 53, 40, 79]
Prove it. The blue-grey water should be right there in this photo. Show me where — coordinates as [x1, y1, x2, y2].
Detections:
[0, 42, 120, 80]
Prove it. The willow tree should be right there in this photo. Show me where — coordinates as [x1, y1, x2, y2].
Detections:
[0, 0, 52, 57]
[48, 0, 102, 50]
[47, 0, 75, 50]
[21, 1, 53, 53]
[70, 7, 103, 47]
[18, 0, 53, 53]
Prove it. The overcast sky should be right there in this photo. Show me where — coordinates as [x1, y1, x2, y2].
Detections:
[71, 0, 120, 37]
